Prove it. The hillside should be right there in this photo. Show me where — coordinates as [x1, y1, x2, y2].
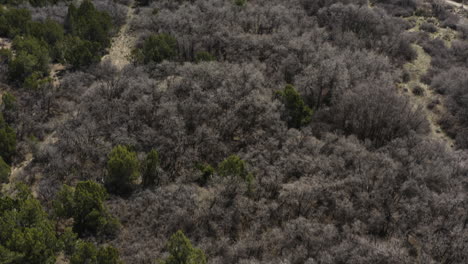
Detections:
[1, 0, 468, 263]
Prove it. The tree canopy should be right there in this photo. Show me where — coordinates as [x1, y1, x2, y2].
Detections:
[54, 181, 120, 237]
[70, 240, 122, 264]
[0, 114, 16, 163]
[0, 185, 61, 263]
[160, 230, 207, 264]
[133, 33, 178, 64]
[0, 156, 10, 184]
[276, 84, 313, 129]
[106, 145, 140, 196]
[142, 149, 160, 187]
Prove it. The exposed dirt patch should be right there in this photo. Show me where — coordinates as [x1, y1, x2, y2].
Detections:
[2, 62, 66, 195]
[0, 37, 12, 50]
[50, 64, 66, 88]
[3, 153, 33, 192]
[444, 0, 468, 24]
[400, 44, 455, 148]
[406, 16, 457, 46]
[3, 128, 62, 196]
[445, 0, 467, 10]
[5, 2, 138, 196]
[101, 4, 136, 70]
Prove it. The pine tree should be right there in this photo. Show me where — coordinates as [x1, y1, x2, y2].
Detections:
[276, 84, 313, 129]
[0, 156, 10, 184]
[0, 114, 16, 163]
[161, 230, 207, 264]
[0, 184, 62, 264]
[133, 33, 178, 64]
[142, 149, 160, 187]
[54, 181, 120, 237]
[106, 145, 140, 196]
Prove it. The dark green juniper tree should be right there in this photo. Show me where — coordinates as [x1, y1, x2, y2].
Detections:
[54, 181, 120, 237]
[160, 230, 207, 264]
[0, 156, 10, 184]
[133, 33, 178, 64]
[106, 145, 140, 196]
[276, 84, 313, 129]
[0, 113, 16, 163]
[142, 149, 160, 187]
[0, 184, 62, 263]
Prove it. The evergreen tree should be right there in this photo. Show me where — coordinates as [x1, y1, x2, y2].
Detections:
[76, 0, 112, 46]
[160, 230, 207, 264]
[29, 18, 64, 47]
[0, 114, 16, 163]
[0, 156, 10, 184]
[276, 84, 313, 129]
[0, 184, 62, 264]
[8, 36, 50, 84]
[142, 149, 160, 187]
[195, 51, 216, 63]
[29, 18, 65, 60]
[70, 241, 97, 264]
[0, 48, 12, 66]
[1, 184, 121, 263]
[63, 35, 100, 68]
[64, 3, 77, 34]
[2, 92, 17, 112]
[195, 163, 214, 186]
[1, 92, 17, 124]
[65, 1, 112, 48]
[53, 184, 75, 218]
[0, 8, 31, 38]
[218, 155, 252, 182]
[133, 33, 178, 64]
[97, 245, 122, 264]
[71, 241, 122, 264]
[54, 181, 120, 237]
[7, 52, 37, 83]
[217, 155, 254, 192]
[234, 0, 247, 7]
[106, 145, 140, 196]
[60, 228, 78, 256]
[63, 0, 112, 68]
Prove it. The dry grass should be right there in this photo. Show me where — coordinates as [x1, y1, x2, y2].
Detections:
[5, 2, 138, 197]
[400, 43, 455, 148]
[0, 37, 12, 50]
[406, 16, 457, 46]
[101, 4, 137, 70]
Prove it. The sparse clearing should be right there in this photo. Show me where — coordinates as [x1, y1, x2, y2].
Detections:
[101, 3, 136, 69]
[2, 153, 33, 193]
[50, 63, 66, 88]
[3, 129, 61, 196]
[2, 1, 468, 263]
[406, 16, 457, 46]
[400, 43, 455, 148]
[445, 0, 468, 10]
[401, 16, 459, 148]
[0, 37, 12, 50]
[5, 2, 137, 196]
[444, 0, 468, 24]
[3, 63, 66, 196]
